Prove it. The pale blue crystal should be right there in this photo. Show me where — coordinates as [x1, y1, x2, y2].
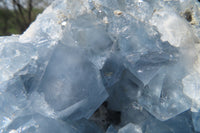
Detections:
[144, 111, 194, 133]
[37, 44, 108, 120]
[0, 0, 199, 132]
[0, 78, 28, 130]
[118, 123, 142, 133]
[3, 114, 76, 133]
[100, 54, 125, 88]
[106, 125, 117, 133]
[3, 114, 103, 133]
[121, 103, 149, 126]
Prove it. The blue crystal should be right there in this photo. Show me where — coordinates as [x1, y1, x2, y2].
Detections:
[106, 125, 117, 133]
[192, 111, 200, 132]
[0, 0, 200, 132]
[37, 44, 108, 120]
[118, 123, 142, 133]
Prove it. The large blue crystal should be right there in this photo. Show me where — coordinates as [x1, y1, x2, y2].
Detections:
[36, 44, 108, 120]
[0, 0, 200, 132]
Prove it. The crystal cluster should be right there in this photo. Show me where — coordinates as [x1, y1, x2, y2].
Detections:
[0, 0, 200, 132]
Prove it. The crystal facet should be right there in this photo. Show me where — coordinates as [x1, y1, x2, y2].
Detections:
[0, 0, 200, 132]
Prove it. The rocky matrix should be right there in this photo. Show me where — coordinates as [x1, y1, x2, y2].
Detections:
[0, 0, 200, 133]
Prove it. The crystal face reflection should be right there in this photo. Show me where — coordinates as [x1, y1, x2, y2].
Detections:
[0, 0, 200, 132]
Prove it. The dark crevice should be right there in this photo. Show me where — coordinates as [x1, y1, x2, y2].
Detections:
[106, 110, 121, 125]
[184, 11, 192, 22]
[90, 101, 121, 130]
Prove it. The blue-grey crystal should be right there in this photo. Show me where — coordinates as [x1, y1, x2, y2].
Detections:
[3, 114, 103, 133]
[118, 123, 142, 133]
[144, 111, 194, 133]
[106, 70, 143, 111]
[106, 125, 117, 133]
[192, 111, 200, 132]
[37, 44, 108, 120]
[0, 0, 200, 132]
[3, 114, 76, 133]
[138, 64, 192, 121]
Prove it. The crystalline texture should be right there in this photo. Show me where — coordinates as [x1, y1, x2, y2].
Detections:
[183, 72, 200, 109]
[37, 44, 108, 120]
[192, 111, 200, 132]
[144, 111, 194, 133]
[139, 65, 192, 121]
[0, 42, 37, 82]
[106, 125, 117, 133]
[0, 0, 200, 132]
[0, 78, 27, 130]
[118, 123, 142, 133]
[3, 114, 76, 133]
[3, 114, 103, 133]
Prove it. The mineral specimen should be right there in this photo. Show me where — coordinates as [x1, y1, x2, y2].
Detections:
[118, 123, 142, 133]
[0, 0, 200, 132]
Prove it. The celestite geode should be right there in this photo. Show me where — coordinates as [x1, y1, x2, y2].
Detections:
[0, 0, 200, 132]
